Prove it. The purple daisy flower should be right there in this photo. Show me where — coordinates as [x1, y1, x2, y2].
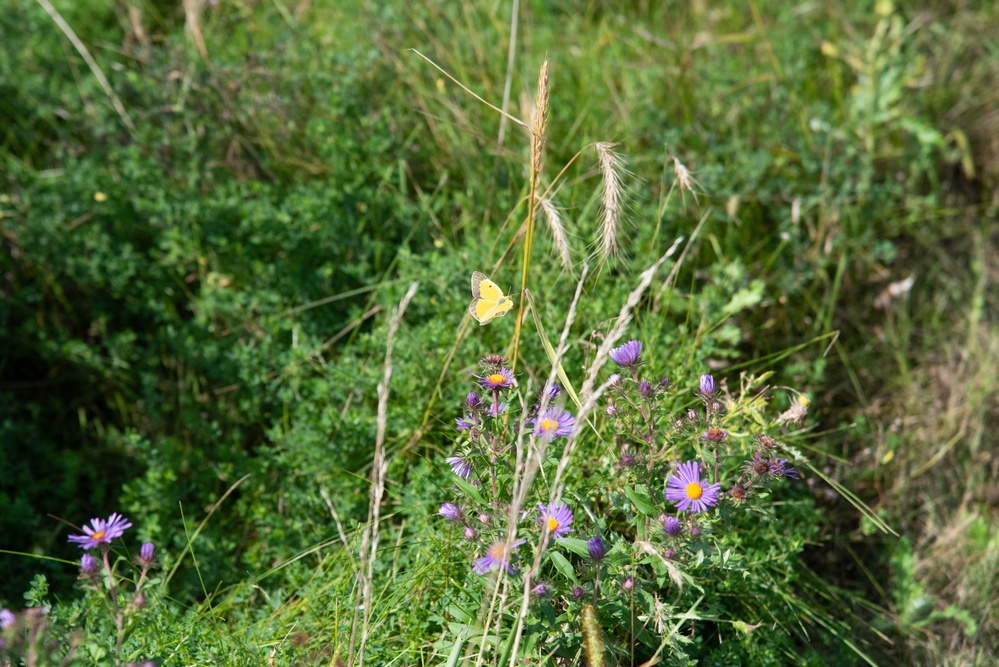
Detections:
[477, 368, 515, 391]
[67, 513, 132, 550]
[532, 407, 575, 441]
[446, 455, 473, 479]
[537, 502, 574, 539]
[587, 536, 606, 561]
[473, 539, 526, 574]
[609, 340, 642, 367]
[701, 427, 728, 442]
[665, 462, 721, 514]
[438, 502, 462, 521]
[1, 609, 15, 630]
[699, 374, 716, 395]
[661, 515, 683, 537]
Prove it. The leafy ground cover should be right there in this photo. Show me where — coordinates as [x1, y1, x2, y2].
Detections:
[1, 0, 997, 664]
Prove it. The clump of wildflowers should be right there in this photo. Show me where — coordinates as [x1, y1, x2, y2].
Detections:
[435, 342, 808, 655]
[64, 512, 159, 663]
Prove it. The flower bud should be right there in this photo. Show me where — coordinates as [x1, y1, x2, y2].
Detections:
[572, 586, 586, 600]
[80, 553, 99, 576]
[587, 536, 607, 561]
[139, 542, 155, 566]
[700, 374, 715, 395]
[463, 526, 479, 542]
[622, 577, 634, 591]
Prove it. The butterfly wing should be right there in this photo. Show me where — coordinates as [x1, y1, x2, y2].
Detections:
[477, 277, 505, 303]
[468, 272, 513, 325]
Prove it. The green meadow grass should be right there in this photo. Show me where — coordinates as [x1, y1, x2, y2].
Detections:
[1, 0, 997, 664]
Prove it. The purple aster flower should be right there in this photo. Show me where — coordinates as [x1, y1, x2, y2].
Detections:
[477, 368, 515, 390]
[473, 539, 526, 574]
[537, 502, 574, 539]
[465, 391, 481, 408]
[67, 513, 132, 550]
[587, 536, 606, 561]
[463, 526, 479, 541]
[455, 414, 479, 431]
[609, 340, 642, 367]
[80, 554, 99, 576]
[639, 380, 653, 398]
[699, 374, 716, 395]
[665, 461, 721, 514]
[572, 586, 586, 600]
[139, 542, 155, 566]
[661, 515, 683, 537]
[532, 407, 575, 441]
[446, 455, 473, 479]
[770, 458, 800, 480]
[701, 427, 728, 442]
[532, 583, 549, 597]
[0, 609, 15, 630]
[438, 502, 462, 522]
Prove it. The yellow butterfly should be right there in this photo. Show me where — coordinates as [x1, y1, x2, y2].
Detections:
[469, 272, 514, 325]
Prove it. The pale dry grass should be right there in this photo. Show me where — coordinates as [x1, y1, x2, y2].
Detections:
[595, 142, 625, 260]
[350, 281, 419, 667]
[536, 195, 572, 272]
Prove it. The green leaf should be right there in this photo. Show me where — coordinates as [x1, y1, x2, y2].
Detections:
[559, 538, 592, 559]
[549, 551, 578, 585]
[453, 476, 486, 505]
[624, 485, 660, 518]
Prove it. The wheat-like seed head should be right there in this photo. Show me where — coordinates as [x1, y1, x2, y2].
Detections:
[595, 142, 624, 260]
[536, 195, 572, 272]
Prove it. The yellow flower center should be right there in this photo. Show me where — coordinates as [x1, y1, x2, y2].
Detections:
[489, 543, 508, 558]
[546, 518, 560, 531]
[92, 530, 106, 540]
[488, 373, 506, 385]
[685, 482, 703, 500]
[540, 418, 559, 432]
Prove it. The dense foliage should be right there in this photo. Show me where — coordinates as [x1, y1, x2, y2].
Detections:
[2, 0, 997, 665]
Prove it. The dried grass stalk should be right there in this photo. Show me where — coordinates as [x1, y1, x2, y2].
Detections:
[536, 195, 572, 272]
[595, 142, 625, 259]
[350, 281, 419, 667]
